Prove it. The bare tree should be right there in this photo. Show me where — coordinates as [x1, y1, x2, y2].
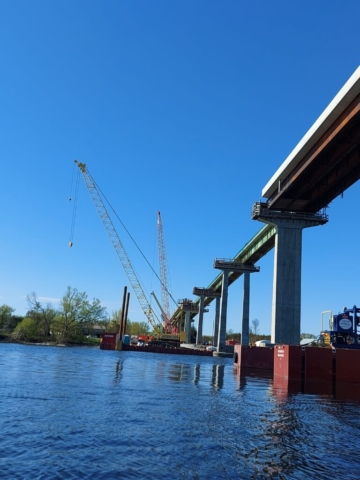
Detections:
[249, 318, 260, 344]
[26, 292, 56, 338]
[251, 318, 260, 336]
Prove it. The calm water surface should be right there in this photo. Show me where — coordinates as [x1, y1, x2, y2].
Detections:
[1, 344, 360, 479]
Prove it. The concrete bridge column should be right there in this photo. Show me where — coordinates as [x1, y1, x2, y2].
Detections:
[185, 311, 191, 344]
[271, 222, 304, 344]
[193, 287, 220, 347]
[252, 204, 328, 345]
[213, 296, 220, 348]
[196, 295, 205, 345]
[217, 270, 229, 352]
[241, 272, 250, 346]
[213, 260, 260, 352]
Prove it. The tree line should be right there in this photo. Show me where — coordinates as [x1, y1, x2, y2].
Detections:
[0, 286, 150, 344]
[1, 293, 315, 345]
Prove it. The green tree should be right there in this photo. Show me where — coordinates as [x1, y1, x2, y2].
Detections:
[128, 321, 150, 335]
[12, 317, 39, 342]
[0, 304, 15, 331]
[226, 331, 241, 342]
[107, 309, 123, 333]
[26, 292, 57, 338]
[301, 332, 316, 340]
[5, 315, 23, 333]
[53, 286, 108, 342]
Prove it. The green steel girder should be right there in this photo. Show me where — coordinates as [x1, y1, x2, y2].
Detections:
[170, 224, 276, 324]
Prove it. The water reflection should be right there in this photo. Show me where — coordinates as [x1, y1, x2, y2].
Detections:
[233, 367, 360, 477]
[113, 359, 123, 385]
[168, 363, 191, 382]
[236, 365, 360, 404]
[211, 364, 224, 390]
[193, 364, 200, 385]
[272, 375, 360, 403]
[166, 361, 227, 390]
[2, 345, 360, 479]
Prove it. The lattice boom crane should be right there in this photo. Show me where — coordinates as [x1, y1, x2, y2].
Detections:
[75, 160, 162, 336]
[157, 211, 172, 333]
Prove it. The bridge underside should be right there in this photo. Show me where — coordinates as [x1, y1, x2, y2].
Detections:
[268, 94, 360, 213]
[170, 225, 276, 325]
[171, 70, 360, 335]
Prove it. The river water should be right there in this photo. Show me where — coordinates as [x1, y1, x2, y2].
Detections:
[1, 344, 360, 479]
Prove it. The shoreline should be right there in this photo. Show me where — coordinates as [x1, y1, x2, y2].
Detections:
[0, 338, 100, 347]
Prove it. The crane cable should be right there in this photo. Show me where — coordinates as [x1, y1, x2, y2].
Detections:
[88, 169, 178, 309]
[69, 165, 81, 248]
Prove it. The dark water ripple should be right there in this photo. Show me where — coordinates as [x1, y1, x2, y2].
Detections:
[1, 344, 360, 479]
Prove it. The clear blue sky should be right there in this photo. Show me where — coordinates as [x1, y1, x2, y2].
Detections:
[1, 0, 360, 336]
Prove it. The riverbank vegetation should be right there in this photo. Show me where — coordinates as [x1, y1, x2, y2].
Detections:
[0, 286, 163, 346]
[0, 286, 108, 345]
[1, 289, 308, 347]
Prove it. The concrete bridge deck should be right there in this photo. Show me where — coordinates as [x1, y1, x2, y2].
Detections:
[170, 66, 360, 346]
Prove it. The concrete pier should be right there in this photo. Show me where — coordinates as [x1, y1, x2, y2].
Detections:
[213, 296, 220, 348]
[241, 272, 250, 346]
[196, 295, 205, 345]
[214, 259, 260, 352]
[178, 299, 199, 344]
[252, 204, 328, 344]
[218, 269, 229, 352]
[193, 287, 220, 346]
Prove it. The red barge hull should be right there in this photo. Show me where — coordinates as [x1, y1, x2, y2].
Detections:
[234, 344, 360, 399]
[100, 334, 213, 356]
[122, 344, 213, 356]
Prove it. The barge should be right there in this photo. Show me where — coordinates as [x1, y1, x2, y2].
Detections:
[234, 344, 360, 400]
[100, 332, 213, 356]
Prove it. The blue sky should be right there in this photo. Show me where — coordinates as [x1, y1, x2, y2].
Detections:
[1, 0, 360, 336]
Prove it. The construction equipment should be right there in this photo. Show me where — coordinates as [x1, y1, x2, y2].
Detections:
[151, 291, 179, 342]
[319, 305, 360, 349]
[151, 291, 168, 326]
[74, 160, 163, 337]
[156, 211, 172, 333]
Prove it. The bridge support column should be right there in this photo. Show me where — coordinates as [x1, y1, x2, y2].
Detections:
[185, 311, 191, 344]
[193, 287, 220, 347]
[241, 272, 250, 346]
[217, 270, 229, 352]
[213, 296, 220, 348]
[214, 259, 260, 352]
[196, 295, 205, 345]
[271, 222, 303, 344]
[178, 299, 199, 344]
[252, 203, 328, 345]
[214, 260, 260, 352]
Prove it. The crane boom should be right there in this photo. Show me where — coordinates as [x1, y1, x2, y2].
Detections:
[75, 160, 162, 336]
[157, 211, 171, 333]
